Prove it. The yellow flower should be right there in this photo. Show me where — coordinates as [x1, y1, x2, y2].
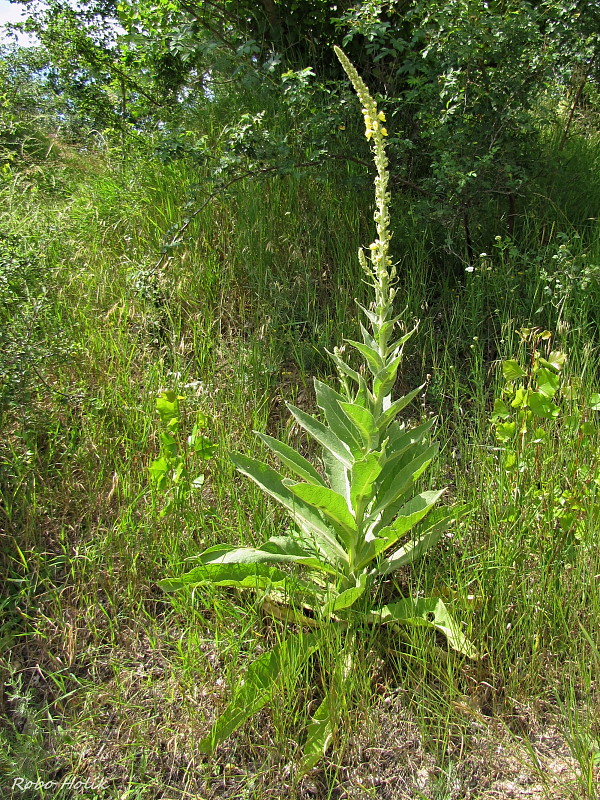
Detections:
[378, 111, 386, 122]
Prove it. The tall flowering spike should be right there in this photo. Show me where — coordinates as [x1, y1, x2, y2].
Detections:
[334, 46, 394, 358]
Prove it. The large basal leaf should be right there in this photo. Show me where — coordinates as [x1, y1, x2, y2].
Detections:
[366, 597, 477, 658]
[255, 432, 326, 486]
[158, 561, 290, 592]
[231, 453, 348, 566]
[199, 632, 318, 755]
[299, 692, 334, 774]
[198, 542, 338, 576]
[286, 403, 354, 469]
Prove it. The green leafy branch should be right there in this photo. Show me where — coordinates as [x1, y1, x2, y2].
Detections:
[149, 390, 217, 516]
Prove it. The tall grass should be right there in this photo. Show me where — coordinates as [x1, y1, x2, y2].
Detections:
[0, 113, 599, 798]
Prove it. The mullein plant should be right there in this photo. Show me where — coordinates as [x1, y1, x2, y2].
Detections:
[161, 47, 475, 766]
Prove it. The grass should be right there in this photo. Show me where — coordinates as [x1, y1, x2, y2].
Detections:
[0, 117, 599, 799]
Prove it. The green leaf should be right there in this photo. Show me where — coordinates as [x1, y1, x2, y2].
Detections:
[338, 400, 378, 445]
[536, 367, 559, 398]
[300, 693, 334, 774]
[379, 505, 460, 575]
[495, 421, 516, 442]
[375, 385, 424, 431]
[384, 419, 434, 461]
[367, 444, 439, 528]
[156, 391, 180, 425]
[231, 453, 348, 566]
[531, 428, 548, 443]
[491, 399, 510, 421]
[365, 490, 445, 564]
[196, 410, 209, 427]
[314, 380, 363, 455]
[511, 386, 528, 408]
[345, 338, 384, 375]
[384, 326, 417, 353]
[539, 350, 566, 372]
[326, 348, 360, 384]
[367, 597, 477, 658]
[502, 360, 526, 381]
[160, 431, 179, 457]
[198, 542, 337, 575]
[256, 432, 326, 486]
[355, 300, 380, 328]
[158, 561, 290, 592]
[322, 448, 348, 500]
[373, 351, 404, 399]
[199, 632, 318, 755]
[322, 573, 368, 616]
[589, 393, 600, 411]
[287, 403, 354, 469]
[191, 432, 218, 458]
[528, 391, 559, 419]
[359, 322, 378, 351]
[149, 456, 169, 483]
[350, 453, 383, 517]
[288, 482, 357, 551]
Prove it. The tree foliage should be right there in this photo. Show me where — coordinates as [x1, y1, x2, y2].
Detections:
[4, 0, 600, 259]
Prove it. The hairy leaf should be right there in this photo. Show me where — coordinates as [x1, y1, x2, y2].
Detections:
[300, 693, 334, 774]
[288, 482, 357, 551]
[287, 403, 354, 469]
[199, 633, 318, 755]
[232, 453, 348, 565]
[314, 379, 364, 455]
[367, 597, 477, 658]
[256, 431, 326, 486]
[158, 561, 290, 592]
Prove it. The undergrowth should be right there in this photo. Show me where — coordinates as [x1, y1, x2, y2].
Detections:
[0, 99, 599, 799]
